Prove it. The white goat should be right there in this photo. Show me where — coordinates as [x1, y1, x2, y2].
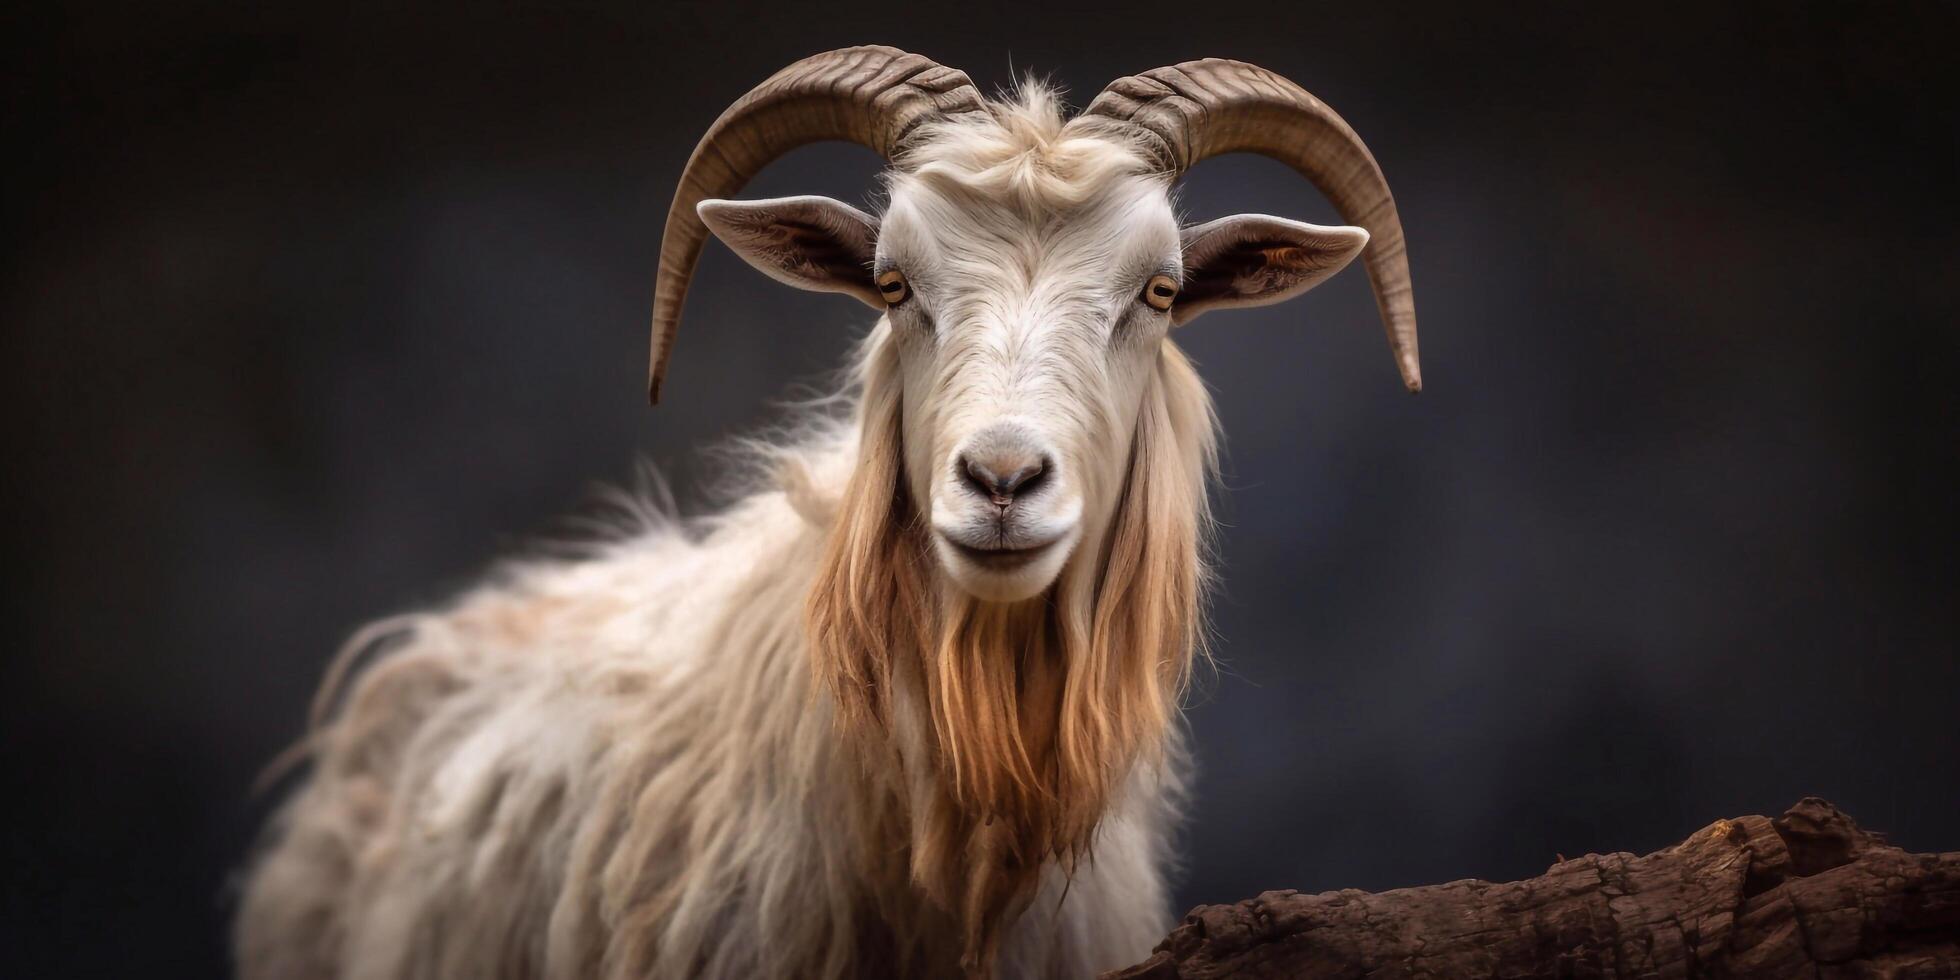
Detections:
[235, 46, 1421, 980]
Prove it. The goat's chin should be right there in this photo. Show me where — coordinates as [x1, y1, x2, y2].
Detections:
[933, 528, 1077, 603]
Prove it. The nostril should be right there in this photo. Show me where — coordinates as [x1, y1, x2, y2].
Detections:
[1003, 458, 1046, 497]
[960, 455, 1000, 500]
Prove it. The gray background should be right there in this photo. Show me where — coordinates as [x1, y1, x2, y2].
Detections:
[4, 2, 1955, 976]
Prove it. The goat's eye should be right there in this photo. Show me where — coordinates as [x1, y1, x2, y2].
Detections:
[876, 269, 909, 306]
[1142, 274, 1178, 311]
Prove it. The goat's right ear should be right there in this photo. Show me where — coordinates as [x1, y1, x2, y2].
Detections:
[696, 196, 882, 308]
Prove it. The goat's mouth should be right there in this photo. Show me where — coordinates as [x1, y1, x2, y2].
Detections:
[941, 535, 1062, 572]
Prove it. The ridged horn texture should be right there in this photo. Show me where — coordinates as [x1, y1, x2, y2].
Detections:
[1081, 60, 1422, 392]
[646, 46, 985, 402]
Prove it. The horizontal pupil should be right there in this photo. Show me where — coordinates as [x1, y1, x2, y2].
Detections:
[882, 283, 903, 292]
[1153, 285, 1174, 295]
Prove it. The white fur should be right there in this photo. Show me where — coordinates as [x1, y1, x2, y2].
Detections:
[237, 430, 1176, 978]
[237, 83, 1357, 979]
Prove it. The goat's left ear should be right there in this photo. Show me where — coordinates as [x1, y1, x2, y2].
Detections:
[1173, 215, 1370, 326]
[697, 196, 882, 308]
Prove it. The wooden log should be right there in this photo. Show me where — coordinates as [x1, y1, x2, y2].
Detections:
[1107, 798, 1959, 979]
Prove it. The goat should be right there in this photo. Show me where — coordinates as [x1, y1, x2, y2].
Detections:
[234, 46, 1421, 980]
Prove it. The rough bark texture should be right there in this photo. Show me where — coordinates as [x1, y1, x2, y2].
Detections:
[1109, 799, 1959, 979]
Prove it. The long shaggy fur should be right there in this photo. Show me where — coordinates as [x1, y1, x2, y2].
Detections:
[237, 87, 1220, 980]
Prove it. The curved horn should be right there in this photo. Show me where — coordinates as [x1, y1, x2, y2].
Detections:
[1080, 60, 1422, 392]
[647, 46, 985, 402]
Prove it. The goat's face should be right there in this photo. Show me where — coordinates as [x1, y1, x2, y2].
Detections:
[875, 171, 1181, 601]
[697, 111, 1370, 603]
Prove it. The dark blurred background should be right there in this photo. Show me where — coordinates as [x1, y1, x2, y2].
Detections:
[4, 2, 1956, 975]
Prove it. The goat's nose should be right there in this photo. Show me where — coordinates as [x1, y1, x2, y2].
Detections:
[961, 451, 1047, 506]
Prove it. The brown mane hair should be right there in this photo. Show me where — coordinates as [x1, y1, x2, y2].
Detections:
[807, 331, 1218, 971]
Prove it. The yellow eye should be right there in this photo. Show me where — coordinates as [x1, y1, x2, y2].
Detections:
[876, 269, 909, 306]
[1143, 274, 1178, 311]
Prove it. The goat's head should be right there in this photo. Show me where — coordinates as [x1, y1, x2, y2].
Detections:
[646, 47, 1420, 964]
[651, 47, 1418, 603]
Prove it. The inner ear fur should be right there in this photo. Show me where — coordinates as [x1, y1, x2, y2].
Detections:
[1174, 214, 1369, 326]
[697, 195, 882, 307]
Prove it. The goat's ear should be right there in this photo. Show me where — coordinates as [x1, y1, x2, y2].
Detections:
[1173, 214, 1369, 326]
[697, 196, 882, 308]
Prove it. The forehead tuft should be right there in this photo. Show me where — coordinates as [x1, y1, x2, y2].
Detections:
[891, 81, 1164, 213]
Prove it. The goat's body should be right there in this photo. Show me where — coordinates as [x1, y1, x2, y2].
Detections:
[236, 437, 1180, 980]
[227, 64, 1396, 976]
[233, 44, 1421, 974]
